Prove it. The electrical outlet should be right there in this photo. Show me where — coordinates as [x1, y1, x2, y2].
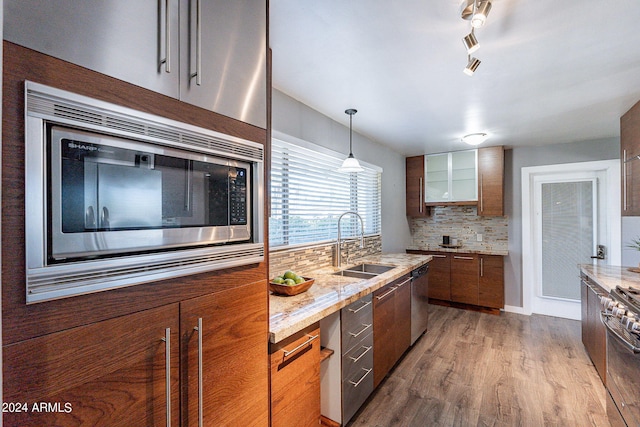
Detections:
[477, 233, 483, 242]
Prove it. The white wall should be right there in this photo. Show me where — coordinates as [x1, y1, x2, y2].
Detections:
[271, 89, 411, 252]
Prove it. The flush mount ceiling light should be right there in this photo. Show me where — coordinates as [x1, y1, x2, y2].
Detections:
[462, 132, 488, 145]
[337, 108, 364, 173]
[463, 56, 481, 76]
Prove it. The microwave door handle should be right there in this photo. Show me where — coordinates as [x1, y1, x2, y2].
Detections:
[101, 206, 110, 229]
[85, 206, 96, 229]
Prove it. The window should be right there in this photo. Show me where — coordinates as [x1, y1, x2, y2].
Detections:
[270, 137, 382, 248]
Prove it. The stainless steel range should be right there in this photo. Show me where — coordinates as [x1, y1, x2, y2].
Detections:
[600, 284, 640, 427]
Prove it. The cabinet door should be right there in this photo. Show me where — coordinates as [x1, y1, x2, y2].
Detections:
[270, 325, 321, 427]
[587, 284, 607, 384]
[477, 146, 504, 216]
[179, 0, 267, 128]
[373, 283, 397, 387]
[394, 276, 412, 359]
[4, 0, 180, 98]
[478, 255, 504, 309]
[451, 150, 477, 201]
[3, 304, 180, 427]
[426, 252, 451, 301]
[450, 255, 479, 305]
[425, 153, 450, 202]
[406, 155, 429, 217]
[180, 280, 269, 427]
[622, 100, 640, 215]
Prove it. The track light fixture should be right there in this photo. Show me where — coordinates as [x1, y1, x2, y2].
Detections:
[460, 0, 492, 76]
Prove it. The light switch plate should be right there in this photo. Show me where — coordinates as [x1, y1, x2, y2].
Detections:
[477, 233, 483, 242]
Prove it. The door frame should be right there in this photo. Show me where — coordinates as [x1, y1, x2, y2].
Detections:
[522, 160, 620, 318]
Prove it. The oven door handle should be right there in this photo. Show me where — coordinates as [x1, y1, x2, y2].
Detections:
[600, 312, 640, 354]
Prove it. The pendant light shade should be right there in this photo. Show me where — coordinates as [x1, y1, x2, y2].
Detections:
[338, 108, 364, 173]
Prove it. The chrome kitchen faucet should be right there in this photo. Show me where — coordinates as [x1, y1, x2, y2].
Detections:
[336, 211, 365, 268]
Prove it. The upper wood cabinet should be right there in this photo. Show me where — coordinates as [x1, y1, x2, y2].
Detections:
[3, 0, 267, 128]
[621, 99, 640, 216]
[406, 155, 429, 217]
[477, 146, 505, 216]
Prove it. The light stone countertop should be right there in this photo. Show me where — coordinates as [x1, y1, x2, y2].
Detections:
[269, 253, 431, 344]
[406, 246, 509, 256]
[580, 264, 640, 293]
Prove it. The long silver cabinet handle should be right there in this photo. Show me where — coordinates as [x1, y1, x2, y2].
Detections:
[349, 368, 373, 388]
[431, 254, 447, 258]
[348, 300, 372, 314]
[348, 345, 372, 363]
[194, 318, 203, 427]
[480, 258, 484, 277]
[419, 177, 423, 213]
[623, 149, 628, 211]
[396, 278, 411, 288]
[162, 328, 171, 427]
[348, 323, 372, 338]
[160, 0, 171, 73]
[453, 256, 474, 260]
[190, 0, 202, 85]
[283, 334, 319, 358]
[479, 174, 484, 213]
[376, 286, 397, 301]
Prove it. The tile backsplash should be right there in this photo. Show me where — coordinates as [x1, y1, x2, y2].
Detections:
[269, 235, 382, 277]
[409, 206, 508, 252]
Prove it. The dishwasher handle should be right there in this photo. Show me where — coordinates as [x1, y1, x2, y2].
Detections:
[411, 264, 429, 278]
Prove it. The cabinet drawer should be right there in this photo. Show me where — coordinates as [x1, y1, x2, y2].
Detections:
[342, 341, 374, 424]
[341, 294, 373, 354]
[341, 332, 373, 382]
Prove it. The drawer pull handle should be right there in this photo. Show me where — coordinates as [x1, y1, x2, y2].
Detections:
[348, 345, 372, 363]
[283, 334, 319, 358]
[453, 256, 474, 260]
[396, 278, 411, 288]
[376, 287, 397, 300]
[349, 368, 372, 388]
[193, 318, 204, 427]
[348, 300, 372, 314]
[348, 323, 372, 338]
[432, 255, 447, 258]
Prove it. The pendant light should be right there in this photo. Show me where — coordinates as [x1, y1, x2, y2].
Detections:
[338, 108, 364, 173]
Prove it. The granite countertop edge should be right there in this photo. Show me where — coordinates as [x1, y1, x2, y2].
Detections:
[580, 263, 640, 293]
[268, 253, 432, 344]
[406, 246, 509, 256]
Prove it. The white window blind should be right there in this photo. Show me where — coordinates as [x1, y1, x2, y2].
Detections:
[270, 138, 382, 248]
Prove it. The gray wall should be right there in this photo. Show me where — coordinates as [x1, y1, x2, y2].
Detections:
[271, 89, 411, 253]
[505, 138, 619, 307]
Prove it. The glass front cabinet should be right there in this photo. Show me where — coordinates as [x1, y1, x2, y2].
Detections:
[425, 149, 477, 203]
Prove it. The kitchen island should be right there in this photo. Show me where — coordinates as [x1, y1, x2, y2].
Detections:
[268, 253, 431, 343]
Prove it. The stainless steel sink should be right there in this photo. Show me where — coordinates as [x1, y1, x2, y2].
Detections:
[332, 263, 396, 279]
[344, 263, 395, 274]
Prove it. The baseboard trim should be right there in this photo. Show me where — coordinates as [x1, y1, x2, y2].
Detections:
[504, 304, 530, 315]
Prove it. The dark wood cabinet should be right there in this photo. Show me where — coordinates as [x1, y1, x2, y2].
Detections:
[477, 146, 504, 216]
[406, 155, 429, 217]
[450, 255, 479, 305]
[373, 275, 412, 387]
[181, 280, 269, 427]
[424, 252, 452, 300]
[581, 277, 607, 384]
[478, 255, 505, 309]
[3, 304, 181, 427]
[270, 324, 321, 427]
[621, 99, 640, 216]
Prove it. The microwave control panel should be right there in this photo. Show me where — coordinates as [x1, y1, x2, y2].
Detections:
[229, 167, 248, 225]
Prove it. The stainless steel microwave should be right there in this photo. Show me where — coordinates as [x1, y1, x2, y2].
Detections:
[24, 82, 264, 303]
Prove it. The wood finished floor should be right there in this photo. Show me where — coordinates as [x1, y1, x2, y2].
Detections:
[347, 304, 610, 427]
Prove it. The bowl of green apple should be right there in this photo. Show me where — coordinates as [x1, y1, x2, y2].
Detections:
[269, 270, 314, 296]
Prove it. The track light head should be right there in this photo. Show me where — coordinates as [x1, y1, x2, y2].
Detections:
[462, 31, 480, 54]
[471, 1, 492, 28]
[463, 57, 481, 76]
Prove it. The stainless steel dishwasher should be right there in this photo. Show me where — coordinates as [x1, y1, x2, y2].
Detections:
[410, 264, 429, 344]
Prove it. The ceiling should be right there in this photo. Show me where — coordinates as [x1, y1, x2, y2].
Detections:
[269, 0, 640, 156]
